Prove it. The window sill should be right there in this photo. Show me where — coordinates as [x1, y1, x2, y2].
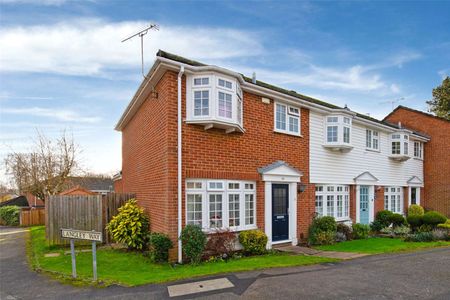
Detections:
[202, 225, 257, 234]
[413, 157, 423, 161]
[322, 144, 353, 153]
[365, 148, 381, 153]
[186, 119, 244, 133]
[273, 129, 302, 137]
[388, 154, 410, 162]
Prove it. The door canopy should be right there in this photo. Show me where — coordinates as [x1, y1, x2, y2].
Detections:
[258, 160, 303, 182]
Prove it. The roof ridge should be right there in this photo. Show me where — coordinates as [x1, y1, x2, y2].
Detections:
[384, 105, 450, 123]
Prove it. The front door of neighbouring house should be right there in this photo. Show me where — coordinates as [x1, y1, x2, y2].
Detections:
[272, 184, 289, 242]
[359, 185, 369, 225]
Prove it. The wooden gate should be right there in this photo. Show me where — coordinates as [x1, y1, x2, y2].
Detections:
[20, 207, 45, 226]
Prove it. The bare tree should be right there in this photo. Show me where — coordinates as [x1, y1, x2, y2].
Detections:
[4, 130, 80, 202]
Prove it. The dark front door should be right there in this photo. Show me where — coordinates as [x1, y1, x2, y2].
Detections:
[272, 184, 289, 242]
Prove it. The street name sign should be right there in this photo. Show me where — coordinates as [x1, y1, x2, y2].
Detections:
[61, 229, 102, 242]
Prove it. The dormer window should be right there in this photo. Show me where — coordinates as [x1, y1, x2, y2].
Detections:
[274, 102, 300, 136]
[323, 114, 353, 152]
[186, 73, 243, 133]
[389, 132, 410, 161]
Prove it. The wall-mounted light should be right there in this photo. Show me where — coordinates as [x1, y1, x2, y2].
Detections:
[297, 183, 307, 193]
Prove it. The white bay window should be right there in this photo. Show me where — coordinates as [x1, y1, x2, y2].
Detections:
[389, 131, 410, 161]
[187, 73, 243, 132]
[315, 184, 350, 221]
[323, 114, 354, 152]
[384, 187, 403, 214]
[186, 179, 256, 231]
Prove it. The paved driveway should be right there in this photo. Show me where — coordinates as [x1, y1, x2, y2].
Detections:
[1, 226, 449, 299]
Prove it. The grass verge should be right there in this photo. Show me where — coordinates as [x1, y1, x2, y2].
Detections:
[316, 237, 450, 254]
[28, 226, 338, 286]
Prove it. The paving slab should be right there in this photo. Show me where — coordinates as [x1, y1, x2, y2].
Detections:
[313, 251, 369, 260]
[44, 253, 61, 258]
[167, 278, 234, 297]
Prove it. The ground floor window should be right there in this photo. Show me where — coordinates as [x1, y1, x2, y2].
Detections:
[315, 184, 350, 221]
[384, 186, 403, 214]
[186, 179, 256, 231]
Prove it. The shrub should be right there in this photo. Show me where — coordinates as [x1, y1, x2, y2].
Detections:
[336, 223, 352, 241]
[380, 226, 393, 235]
[431, 229, 449, 241]
[239, 230, 268, 255]
[107, 199, 150, 250]
[335, 232, 347, 242]
[408, 204, 424, 216]
[205, 229, 236, 257]
[308, 216, 337, 245]
[373, 210, 394, 231]
[393, 225, 411, 236]
[352, 223, 370, 239]
[407, 215, 423, 231]
[370, 220, 385, 232]
[437, 220, 450, 230]
[148, 233, 173, 263]
[0, 206, 20, 226]
[405, 232, 434, 242]
[417, 224, 433, 233]
[313, 231, 335, 245]
[180, 225, 207, 264]
[389, 213, 407, 227]
[422, 211, 447, 227]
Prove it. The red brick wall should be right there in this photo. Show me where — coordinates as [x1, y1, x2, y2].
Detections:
[113, 179, 123, 193]
[349, 185, 356, 221]
[374, 186, 385, 216]
[385, 108, 450, 217]
[120, 70, 313, 259]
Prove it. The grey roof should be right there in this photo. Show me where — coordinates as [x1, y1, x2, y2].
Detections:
[66, 177, 113, 191]
[258, 160, 303, 175]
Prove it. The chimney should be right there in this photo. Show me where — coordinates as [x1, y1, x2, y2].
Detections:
[398, 121, 402, 128]
[252, 72, 256, 84]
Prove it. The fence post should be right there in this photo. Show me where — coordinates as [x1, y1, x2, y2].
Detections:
[70, 239, 76, 278]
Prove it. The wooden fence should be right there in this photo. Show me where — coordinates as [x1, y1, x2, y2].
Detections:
[20, 207, 45, 226]
[46, 193, 135, 245]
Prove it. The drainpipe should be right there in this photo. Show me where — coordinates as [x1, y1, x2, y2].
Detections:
[177, 66, 184, 263]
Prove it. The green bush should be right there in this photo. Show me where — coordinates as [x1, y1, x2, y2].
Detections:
[352, 223, 370, 239]
[314, 231, 336, 245]
[308, 216, 337, 245]
[405, 232, 434, 242]
[408, 204, 424, 216]
[205, 229, 236, 257]
[106, 199, 150, 250]
[238, 230, 268, 255]
[148, 233, 173, 263]
[417, 224, 433, 233]
[0, 206, 20, 226]
[180, 225, 207, 264]
[336, 223, 352, 241]
[372, 210, 394, 231]
[407, 215, 423, 230]
[437, 220, 450, 230]
[389, 213, 407, 227]
[422, 211, 447, 227]
[431, 229, 449, 241]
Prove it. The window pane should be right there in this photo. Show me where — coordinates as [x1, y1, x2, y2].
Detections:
[326, 195, 334, 216]
[289, 116, 299, 133]
[327, 116, 338, 123]
[404, 142, 408, 155]
[187, 194, 202, 226]
[209, 194, 223, 228]
[327, 126, 338, 142]
[218, 91, 232, 119]
[228, 194, 240, 227]
[245, 194, 255, 225]
[343, 127, 350, 143]
[366, 130, 372, 148]
[392, 141, 400, 154]
[315, 195, 323, 216]
[194, 90, 209, 116]
[276, 104, 286, 130]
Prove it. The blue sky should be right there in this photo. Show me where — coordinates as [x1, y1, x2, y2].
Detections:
[0, 0, 449, 181]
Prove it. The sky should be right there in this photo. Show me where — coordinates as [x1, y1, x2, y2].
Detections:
[0, 0, 449, 183]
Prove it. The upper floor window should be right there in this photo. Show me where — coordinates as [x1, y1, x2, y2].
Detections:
[275, 102, 300, 136]
[391, 133, 409, 155]
[187, 74, 243, 131]
[325, 115, 352, 145]
[366, 129, 379, 151]
[414, 141, 423, 159]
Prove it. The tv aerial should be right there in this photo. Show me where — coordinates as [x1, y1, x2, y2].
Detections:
[380, 97, 405, 111]
[122, 24, 159, 79]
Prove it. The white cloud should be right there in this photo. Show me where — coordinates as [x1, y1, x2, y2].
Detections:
[1, 107, 101, 123]
[0, 18, 264, 76]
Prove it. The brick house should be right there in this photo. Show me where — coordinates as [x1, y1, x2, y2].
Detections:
[115, 50, 428, 261]
[384, 106, 450, 217]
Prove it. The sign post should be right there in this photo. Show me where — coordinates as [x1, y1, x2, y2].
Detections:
[61, 228, 103, 281]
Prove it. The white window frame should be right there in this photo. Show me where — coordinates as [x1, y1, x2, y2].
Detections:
[366, 129, 380, 151]
[390, 133, 409, 156]
[324, 115, 352, 145]
[384, 186, 403, 214]
[413, 141, 423, 159]
[315, 184, 350, 221]
[274, 102, 301, 136]
[185, 179, 257, 232]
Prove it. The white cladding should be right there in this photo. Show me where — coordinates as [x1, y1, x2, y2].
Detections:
[310, 111, 423, 186]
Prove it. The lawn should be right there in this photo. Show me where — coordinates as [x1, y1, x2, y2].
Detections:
[316, 237, 450, 254]
[28, 226, 338, 286]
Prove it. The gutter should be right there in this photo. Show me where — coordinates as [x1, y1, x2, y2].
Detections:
[177, 66, 184, 263]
